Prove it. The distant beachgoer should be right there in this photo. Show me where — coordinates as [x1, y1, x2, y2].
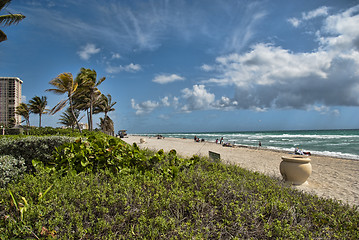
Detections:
[259, 141, 262, 147]
[216, 139, 219, 144]
[194, 136, 197, 142]
[295, 147, 304, 155]
[220, 137, 224, 145]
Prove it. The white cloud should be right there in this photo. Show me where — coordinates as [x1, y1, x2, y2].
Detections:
[131, 99, 159, 115]
[251, 107, 268, 112]
[302, 6, 329, 20]
[205, 44, 331, 88]
[320, 5, 359, 52]
[222, 2, 267, 52]
[106, 63, 141, 74]
[111, 53, 121, 59]
[153, 74, 185, 84]
[125, 63, 142, 72]
[173, 97, 180, 109]
[161, 96, 170, 107]
[309, 105, 340, 116]
[181, 85, 215, 112]
[131, 96, 179, 115]
[201, 64, 213, 71]
[212, 96, 238, 110]
[288, 17, 301, 27]
[288, 6, 329, 28]
[77, 43, 100, 60]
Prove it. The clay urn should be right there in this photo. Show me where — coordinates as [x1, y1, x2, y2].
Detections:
[280, 155, 312, 185]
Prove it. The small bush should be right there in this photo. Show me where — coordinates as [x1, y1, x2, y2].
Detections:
[0, 136, 75, 172]
[0, 155, 26, 187]
[3, 128, 24, 135]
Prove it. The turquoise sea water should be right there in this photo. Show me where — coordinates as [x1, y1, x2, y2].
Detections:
[151, 129, 359, 160]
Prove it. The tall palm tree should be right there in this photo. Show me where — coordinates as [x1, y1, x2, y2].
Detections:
[47, 73, 82, 133]
[58, 107, 83, 130]
[75, 68, 105, 131]
[0, 0, 26, 42]
[94, 94, 117, 119]
[29, 96, 48, 128]
[15, 102, 30, 127]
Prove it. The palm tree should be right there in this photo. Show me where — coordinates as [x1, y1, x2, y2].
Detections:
[94, 94, 117, 119]
[47, 73, 82, 133]
[0, 0, 26, 42]
[15, 102, 31, 127]
[98, 116, 114, 136]
[58, 107, 83, 130]
[75, 68, 105, 131]
[72, 92, 91, 129]
[29, 96, 48, 128]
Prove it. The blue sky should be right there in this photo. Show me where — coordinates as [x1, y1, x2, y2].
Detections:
[1, 0, 359, 133]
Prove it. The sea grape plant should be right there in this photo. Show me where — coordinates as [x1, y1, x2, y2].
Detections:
[52, 133, 200, 178]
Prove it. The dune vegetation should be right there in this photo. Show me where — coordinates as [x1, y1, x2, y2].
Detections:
[1, 129, 358, 239]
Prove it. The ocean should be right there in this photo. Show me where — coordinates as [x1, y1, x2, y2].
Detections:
[150, 129, 359, 160]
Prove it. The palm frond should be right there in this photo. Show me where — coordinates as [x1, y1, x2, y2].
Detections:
[46, 88, 66, 95]
[0, 29, 6, 42]
[50, 99, 68, 115]
[0, 14, 26, 26]
[96, 77, 106, 87]
[0, 0, 11, 12]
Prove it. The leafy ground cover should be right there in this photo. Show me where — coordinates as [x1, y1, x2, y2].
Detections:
[0, 131, 358, 239]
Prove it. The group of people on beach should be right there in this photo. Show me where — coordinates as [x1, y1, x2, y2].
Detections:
[194, 136, 205, 142]
[214, 137, 233, 147]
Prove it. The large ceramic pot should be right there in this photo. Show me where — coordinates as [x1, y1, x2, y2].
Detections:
[280, 155, 312, 185]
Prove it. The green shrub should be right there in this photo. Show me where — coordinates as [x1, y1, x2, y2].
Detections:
[2, 128, 24, 135]
[52, 133, 198, 178]
[0, 155, 26, 187]
[0, 136, 75, 172]
[27, 126, 84, 136]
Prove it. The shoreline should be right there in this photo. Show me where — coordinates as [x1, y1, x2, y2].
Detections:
[133, 131, 359, 161]
[123, 135, 359, 207]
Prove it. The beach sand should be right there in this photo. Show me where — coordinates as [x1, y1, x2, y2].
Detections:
[123, 135, 359, 207]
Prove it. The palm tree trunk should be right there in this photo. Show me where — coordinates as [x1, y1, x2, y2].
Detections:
[86, 109, 90, 130]
[69, 97, 82, 133]
[39, 113, 42, 127]
[89, 95, 94, 131]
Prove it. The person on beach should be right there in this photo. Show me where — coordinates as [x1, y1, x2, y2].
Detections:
[259, 141, 262, 147]
[294, 147, 311, 155]
[220, 137, 224, 145]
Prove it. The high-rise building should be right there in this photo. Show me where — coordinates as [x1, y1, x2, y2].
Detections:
[0, 77, 23, 126]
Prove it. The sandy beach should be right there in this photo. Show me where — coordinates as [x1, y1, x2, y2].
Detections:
[123, 135, 359, 207]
